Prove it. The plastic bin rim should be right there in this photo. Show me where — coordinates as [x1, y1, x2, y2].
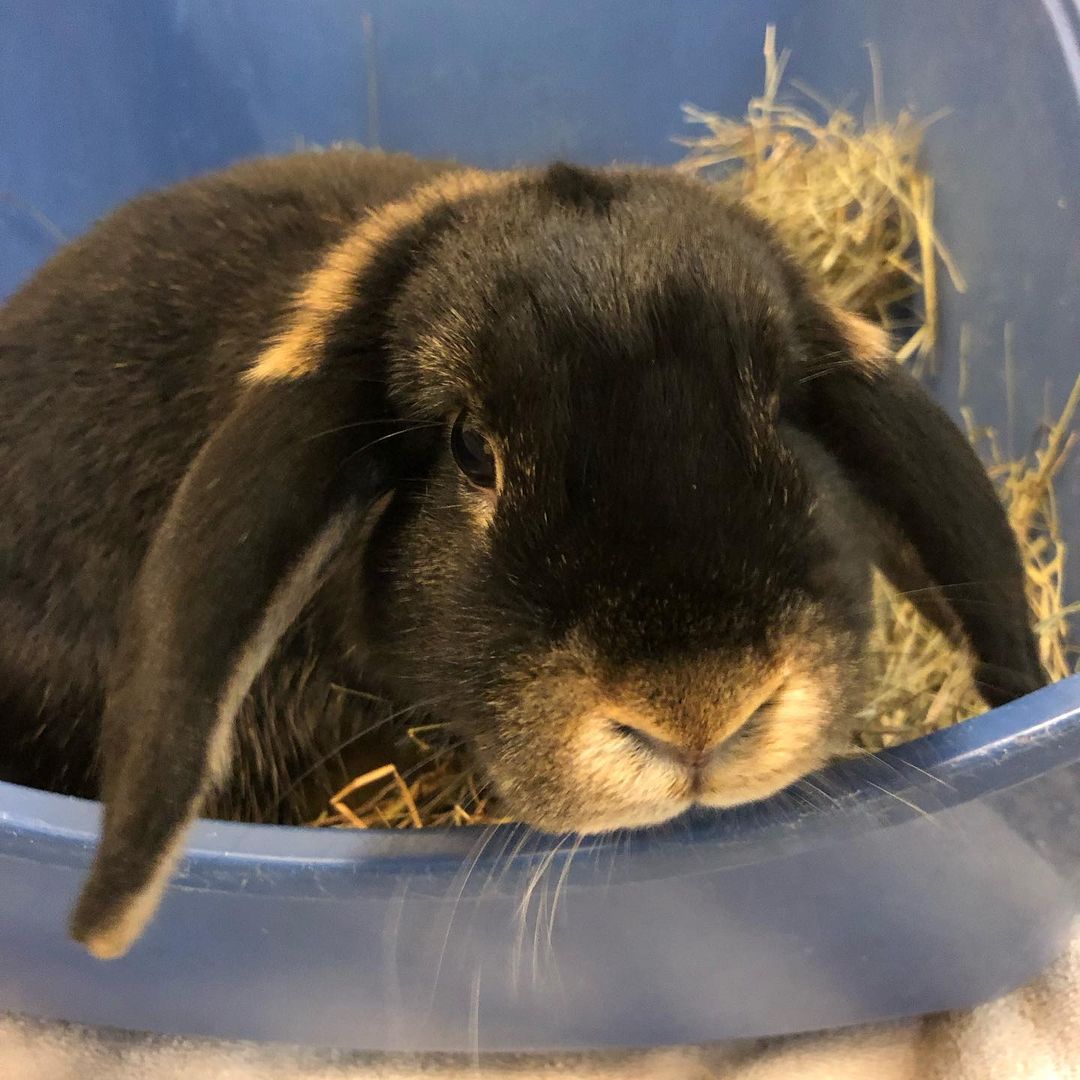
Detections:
[2, 674, 1078, 875]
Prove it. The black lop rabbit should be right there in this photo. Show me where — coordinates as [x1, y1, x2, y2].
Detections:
[0, 150, 1044, 957]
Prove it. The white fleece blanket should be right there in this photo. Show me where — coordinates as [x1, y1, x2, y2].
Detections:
[6, 924, 1079, 1080]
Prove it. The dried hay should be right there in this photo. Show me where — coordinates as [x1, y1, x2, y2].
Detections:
[675, 25, 964, 374]
[312, 724, 508, 829]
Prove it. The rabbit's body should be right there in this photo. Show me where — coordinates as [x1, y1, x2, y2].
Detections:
[0, 150, 455, 807]
[0, 149, 1043, 957]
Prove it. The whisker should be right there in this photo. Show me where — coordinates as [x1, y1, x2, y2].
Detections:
[276, 693, 453, 811]
[795, 778, 845, 811]
[546, 833, 581, 965]
[849, 744, 956, 793]
[0, 190, 67, 243]
[860, 779, 940, 827]
[514, 836, 566, 988]
[854, 577, 1037, 617]
[306, 417, 444, 442]
[798, 356, 872, 384]
[339, 426, 440, 466]
[427, 823, 503, 1008]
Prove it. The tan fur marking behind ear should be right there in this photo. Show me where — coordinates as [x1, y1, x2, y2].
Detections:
[247, 169, 519, 383]
[830, 307, 894, 376]
[82, 828, 190, 959]
[78, 509, 358, 959]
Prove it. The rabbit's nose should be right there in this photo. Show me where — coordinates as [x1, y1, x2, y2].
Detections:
[610, 719, 709, 771]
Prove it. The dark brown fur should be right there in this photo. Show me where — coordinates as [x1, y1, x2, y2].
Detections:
[0, 150, 1043, 953]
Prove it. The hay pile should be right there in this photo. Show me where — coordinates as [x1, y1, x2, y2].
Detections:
[675, 25, 962, 375]
[311, 726, 506, 830]
[314, 29, 1077, 829]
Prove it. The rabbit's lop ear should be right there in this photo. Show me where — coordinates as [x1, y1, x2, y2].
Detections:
[70, 376, 411, 958]
[68, 166, 514, 954]
[792, 303, 1046, 707]
[67, 169, 518, 958]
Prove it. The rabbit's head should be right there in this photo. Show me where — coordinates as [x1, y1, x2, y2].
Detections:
[72, 163, 1043, 956]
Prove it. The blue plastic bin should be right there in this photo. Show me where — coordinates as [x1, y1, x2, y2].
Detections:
[1, 0, 1078, 1053]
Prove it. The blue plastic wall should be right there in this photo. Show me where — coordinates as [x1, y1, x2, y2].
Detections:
[1, 0, 1079, 1052]
[2, 0, 1077, 555]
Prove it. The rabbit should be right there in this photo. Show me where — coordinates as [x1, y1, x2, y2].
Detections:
[0, 149, 1045, 960]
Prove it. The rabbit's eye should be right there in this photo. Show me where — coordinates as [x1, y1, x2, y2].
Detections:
[451, 412, 497, 489]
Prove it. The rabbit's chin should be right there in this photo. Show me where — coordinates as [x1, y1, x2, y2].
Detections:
[526, 801, 695, 837]
[500, 750, 832, 836]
